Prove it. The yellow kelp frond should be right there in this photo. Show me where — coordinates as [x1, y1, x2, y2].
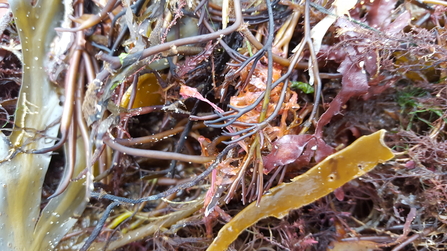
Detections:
[208, 130, 394, 250]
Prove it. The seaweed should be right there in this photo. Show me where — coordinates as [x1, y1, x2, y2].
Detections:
[208, 130, 394, 250]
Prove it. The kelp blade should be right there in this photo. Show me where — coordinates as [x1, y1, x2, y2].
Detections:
[207, 129, 394, 250]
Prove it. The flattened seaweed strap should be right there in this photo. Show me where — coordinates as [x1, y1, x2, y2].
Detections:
[208, 129, 394, 250]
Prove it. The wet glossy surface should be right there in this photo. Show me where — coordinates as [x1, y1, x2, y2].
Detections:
[207, 130, 394, 250]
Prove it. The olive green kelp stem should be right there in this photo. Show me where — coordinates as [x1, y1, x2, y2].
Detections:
[0, 1, 87, 250]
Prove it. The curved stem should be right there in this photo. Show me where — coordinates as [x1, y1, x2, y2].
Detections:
[93, 0, 243, 84]
[103, 133, 215, 164]
[32, 48, 81, 153]
[56, 0, 118, 32]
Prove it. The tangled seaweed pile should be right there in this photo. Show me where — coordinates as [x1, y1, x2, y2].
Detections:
[1, 0, 447, 250]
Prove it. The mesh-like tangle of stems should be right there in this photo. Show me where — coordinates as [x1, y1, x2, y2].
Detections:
[81, 144, 236, 251]
[193, 0, 323, 143]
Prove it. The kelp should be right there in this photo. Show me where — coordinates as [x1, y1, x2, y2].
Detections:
[0, 0, 87, 250]
[89, 196, 205, 250]
[207, 130, 394, 250]
[120, 73, 164, 109]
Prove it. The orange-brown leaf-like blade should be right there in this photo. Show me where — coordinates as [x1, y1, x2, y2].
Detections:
[207, 130, 394, 250]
